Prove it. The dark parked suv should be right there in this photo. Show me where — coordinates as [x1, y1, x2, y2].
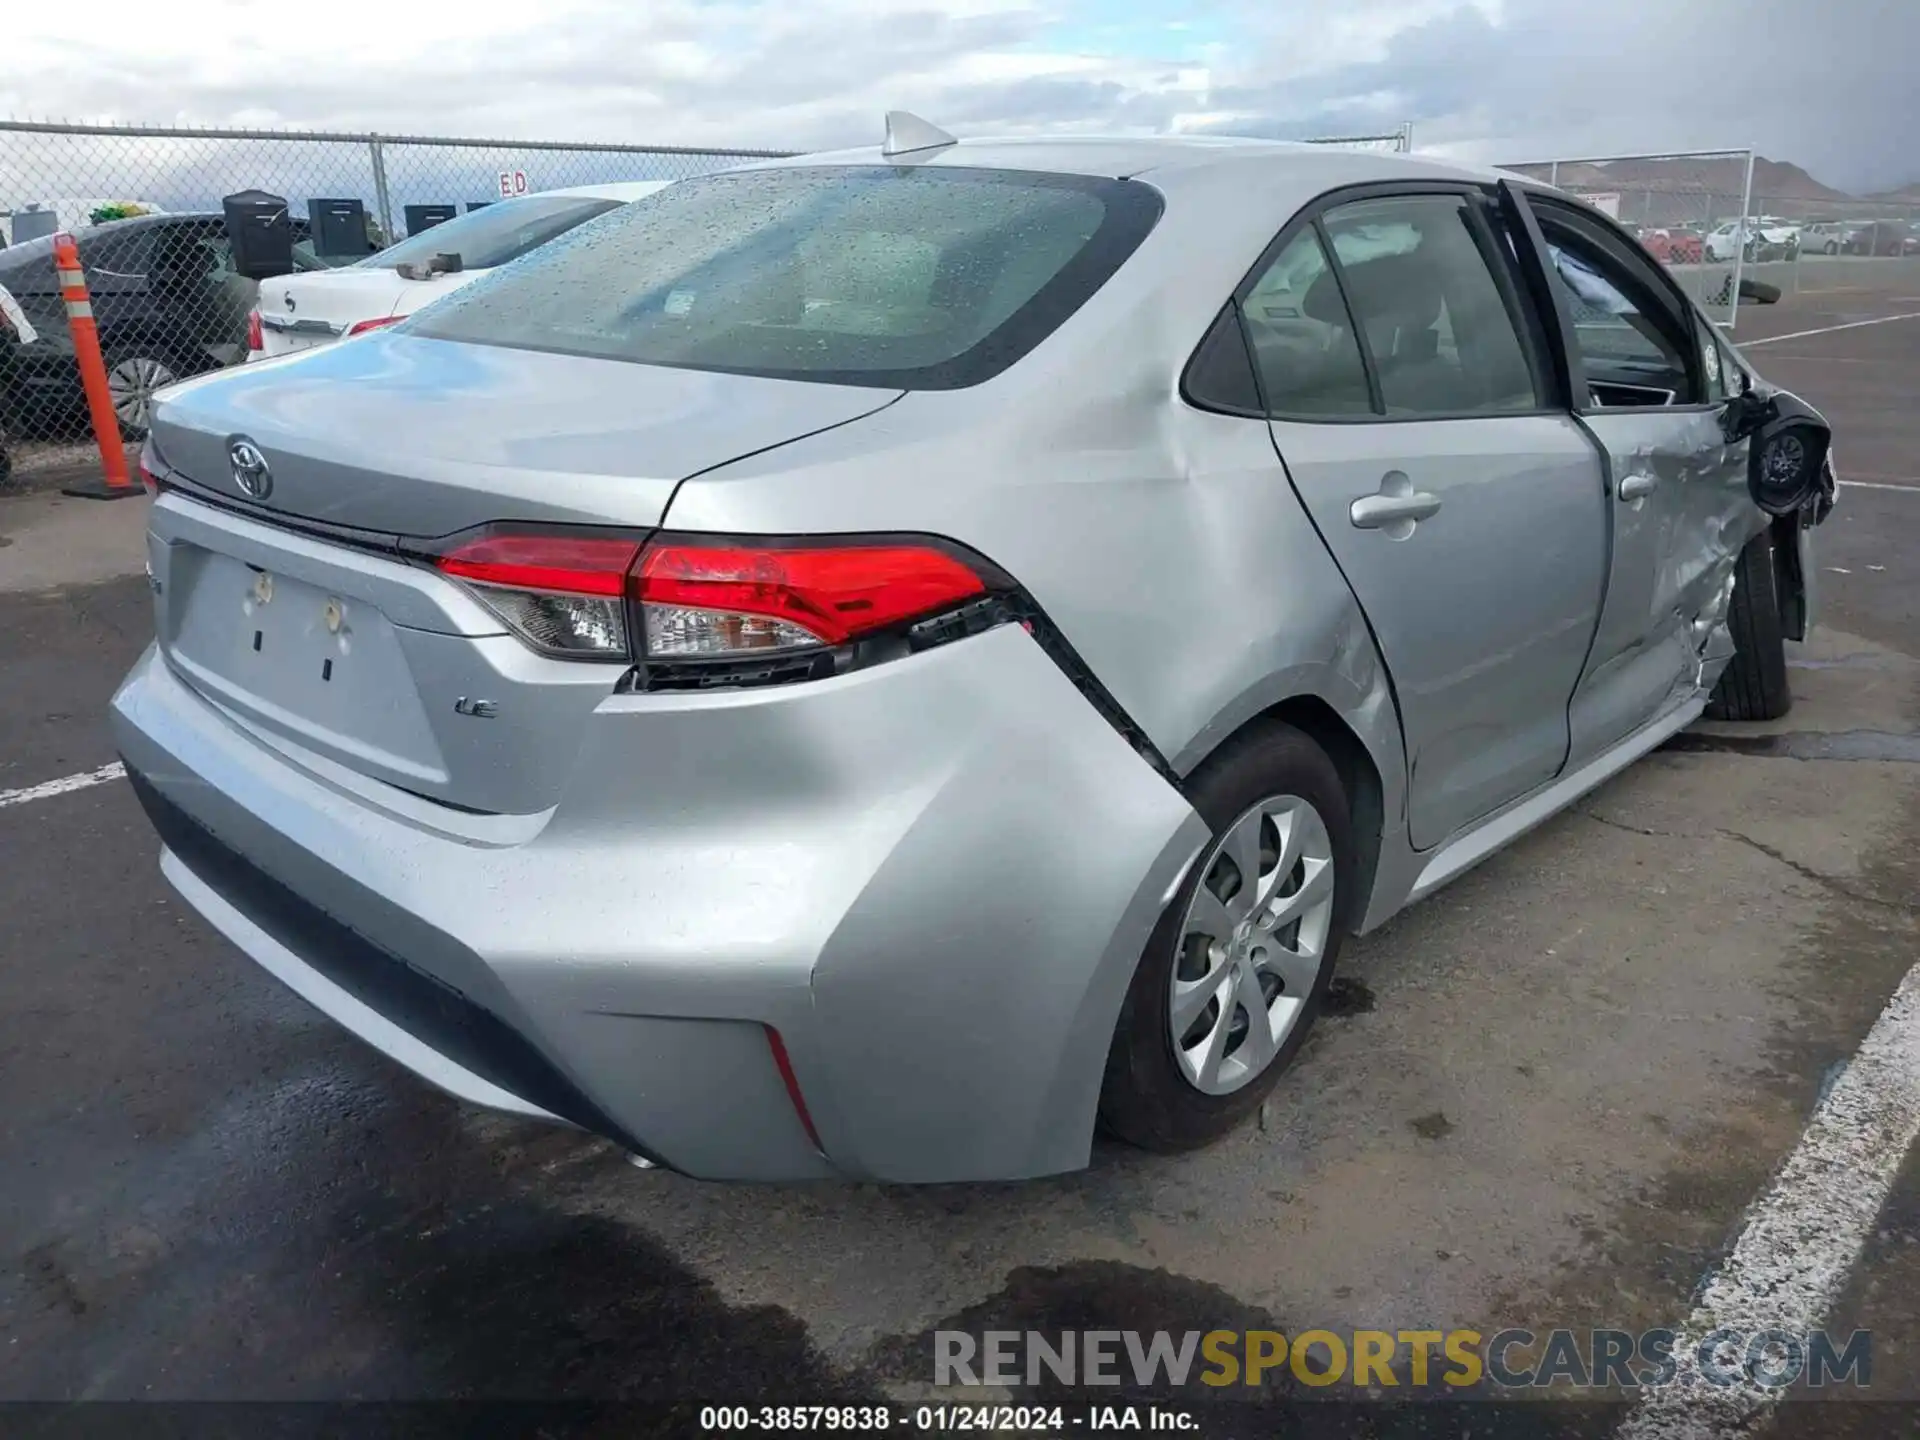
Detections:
[0, 212, 316, 439]
[1845, 220, 1920, 257]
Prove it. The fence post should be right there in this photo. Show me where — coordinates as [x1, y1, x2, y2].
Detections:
[369, 135, 395, 244]
[50, 232, 137, 502]
[1726, 148, 1756, 332]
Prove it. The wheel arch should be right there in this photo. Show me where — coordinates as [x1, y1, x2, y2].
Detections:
[1172, 682, 1400, 941]
[95, 316, 211, 373]
[1238, 696, 1385, 939]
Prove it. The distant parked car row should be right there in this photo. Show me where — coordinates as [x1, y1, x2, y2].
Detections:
[1806, 219, 1920, 257]
[1618, 215, 1920, 269]
[1703, 218, 1802, 263]
[1630, 225, 1705, 265]
[0, 183, 671, 440]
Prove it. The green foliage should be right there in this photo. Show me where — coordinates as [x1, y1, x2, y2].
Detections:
[88, 202, 149, 224]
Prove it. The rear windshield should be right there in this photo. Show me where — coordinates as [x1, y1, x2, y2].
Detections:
[405, 166, 1164, 389]
[360, 195, 624, 272]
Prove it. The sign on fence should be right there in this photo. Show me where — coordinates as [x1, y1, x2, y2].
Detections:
[497, 169, 530, 200]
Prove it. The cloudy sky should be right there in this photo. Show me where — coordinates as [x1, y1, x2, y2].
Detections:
[4, 0, 1914, 193]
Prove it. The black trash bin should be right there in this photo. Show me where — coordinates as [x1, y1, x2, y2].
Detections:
[402, 204, 457, 237]
[308, 197, 373, 259]
[222, 189, 294, 280]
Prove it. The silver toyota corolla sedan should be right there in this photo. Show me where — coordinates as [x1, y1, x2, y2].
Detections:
[112, 119, 1837, 1184]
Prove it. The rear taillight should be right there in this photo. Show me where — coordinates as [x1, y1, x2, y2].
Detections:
[245, 308, 262, 351]
[139, 440, 165, 495]
[346, 314, 405, 338]
[429, 528, 999, 674]
[632, 539, 986, 659]
[436, 531, 642, 660]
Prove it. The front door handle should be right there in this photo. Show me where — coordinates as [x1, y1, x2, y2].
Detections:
[1618, 472, 1659, 502]
[1350, 491, 1443, 529]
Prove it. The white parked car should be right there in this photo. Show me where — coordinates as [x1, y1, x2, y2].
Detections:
[247, 182, 669, 361]
[1704, 218, 1801, 263]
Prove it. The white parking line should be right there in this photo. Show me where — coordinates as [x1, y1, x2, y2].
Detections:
[1739, 312, 1920, 347]
[0, 762, 127, 810]
[1615, 961, 1920, 1438]
[1841, 480, 1920, 494]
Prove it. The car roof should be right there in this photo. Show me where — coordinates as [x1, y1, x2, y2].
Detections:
[537, 180, 675, 202]
[73, 212, 217, 233]
[736, 133, 1508, 188]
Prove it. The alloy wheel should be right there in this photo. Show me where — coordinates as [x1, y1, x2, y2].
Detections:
[106, 354, 178, 435]
[1169, 794, 1336, 1096]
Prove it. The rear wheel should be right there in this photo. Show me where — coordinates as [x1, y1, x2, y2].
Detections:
[1099, 723, 1354, 1151]
[1706, 529, 1791, 722]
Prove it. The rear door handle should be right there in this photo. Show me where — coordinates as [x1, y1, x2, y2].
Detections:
[1618, 473, 1659, 502]
[1350, 491, 1443, 529]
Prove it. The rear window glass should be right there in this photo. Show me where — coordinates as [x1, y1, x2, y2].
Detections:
[405, 166, 1164, 389]
[361, 195, 623, 272]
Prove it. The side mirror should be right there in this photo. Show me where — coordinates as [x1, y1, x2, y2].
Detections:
[1720, 386, 1776, 444]
[1748, 420, 1831, 516]
[1731, 387, 1833, 517]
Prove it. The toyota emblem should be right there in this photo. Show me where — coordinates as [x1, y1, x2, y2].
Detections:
[228, 437, 273, 500]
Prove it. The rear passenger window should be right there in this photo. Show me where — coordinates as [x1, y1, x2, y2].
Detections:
[1319, 194, 1543, 417]
[1239, 229, 1374, 417]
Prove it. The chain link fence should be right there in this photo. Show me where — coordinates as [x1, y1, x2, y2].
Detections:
[1501, 150, 1759, 328]
[1505, 148, 1920, 330]
[1302, 125, 1415, 155]
[0, 113, 1423, 486]
[1750, 193, 1920, 300]
[0, 120, 793, 481]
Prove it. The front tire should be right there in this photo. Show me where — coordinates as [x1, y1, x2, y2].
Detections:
[1705, 529, 1791, 722]
[1099, 722, 1355, 1152]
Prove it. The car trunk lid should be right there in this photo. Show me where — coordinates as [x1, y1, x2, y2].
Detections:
[152, 330, 900, 534]
[253, 267, 414, 358]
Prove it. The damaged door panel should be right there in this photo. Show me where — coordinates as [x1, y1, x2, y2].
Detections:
[1506, 190, 1756, 767]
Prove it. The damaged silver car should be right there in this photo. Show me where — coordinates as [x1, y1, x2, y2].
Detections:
[112, 118, 1835, 1183]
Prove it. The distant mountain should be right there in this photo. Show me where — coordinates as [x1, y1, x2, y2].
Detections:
[1503, 153, 1913, 225]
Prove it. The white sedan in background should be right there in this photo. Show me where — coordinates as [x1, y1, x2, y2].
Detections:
[1703, 218, 1801, 263]
[247, 181, 669, 361]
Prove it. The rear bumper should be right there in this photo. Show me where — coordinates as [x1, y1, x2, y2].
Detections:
[112, 628, 1206, 1183]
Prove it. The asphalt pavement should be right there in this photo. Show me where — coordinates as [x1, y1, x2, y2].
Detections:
[3, 272, 1919, 1435]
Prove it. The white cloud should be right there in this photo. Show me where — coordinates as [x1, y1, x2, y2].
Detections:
[1, 0, 1911, 196]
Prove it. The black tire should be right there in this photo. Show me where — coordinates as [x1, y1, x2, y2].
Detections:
[1099, 722, 1356, 1152]
[1705, 529, 1791, 722]
[1743, 279, 1782, 305]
